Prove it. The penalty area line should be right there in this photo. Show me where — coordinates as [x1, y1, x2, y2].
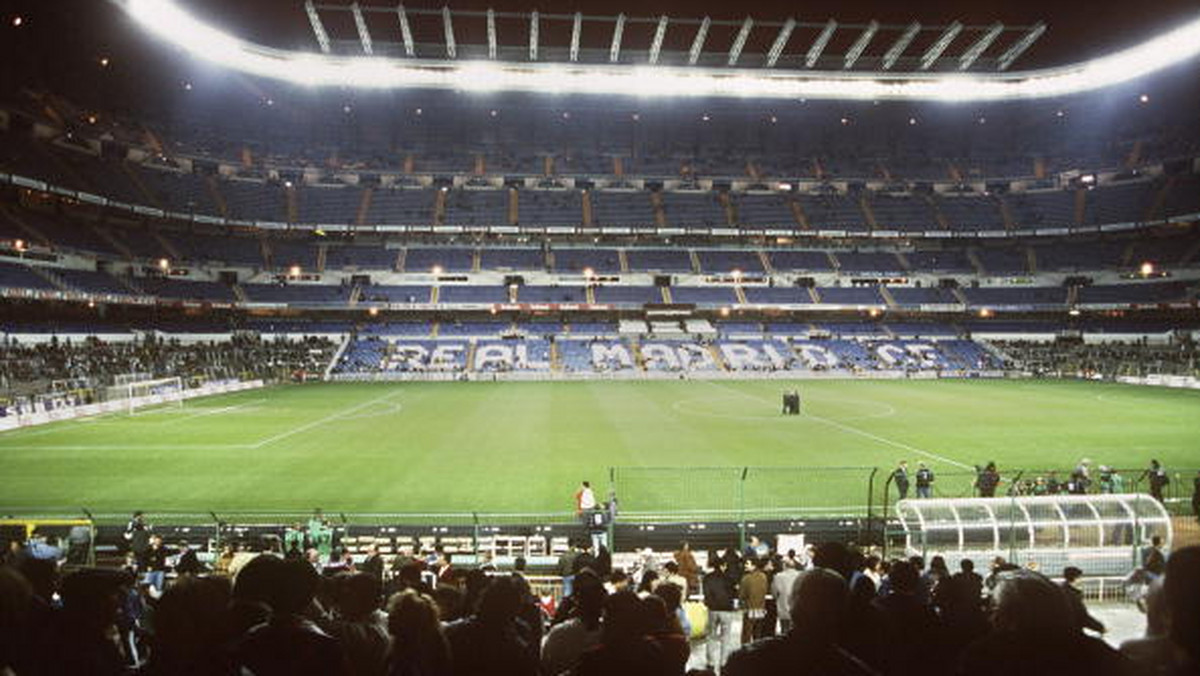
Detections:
[247, 389, 403, 449]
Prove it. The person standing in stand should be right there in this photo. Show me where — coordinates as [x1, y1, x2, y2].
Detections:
[976, 462, 1001, 498]
[892, 461, 911, 501]
[1146, 460, 1170, 503]
[1192, 470, 1200, 522]
[915, 463, 935, 499]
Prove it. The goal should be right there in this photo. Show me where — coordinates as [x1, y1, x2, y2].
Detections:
[109, 376, 186, 415]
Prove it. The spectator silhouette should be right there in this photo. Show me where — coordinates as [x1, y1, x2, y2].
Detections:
[957, 570, 1131, 676]
[231, 556, 344, 676]
[387, 588, 452, 676]
[443, 574, 538, 676]
[723, 568, 877, 676]
[570, 589, 673, 676]
[140, 575, 235, 676]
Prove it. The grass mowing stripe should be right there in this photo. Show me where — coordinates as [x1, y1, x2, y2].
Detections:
[703, 380, 973, 470]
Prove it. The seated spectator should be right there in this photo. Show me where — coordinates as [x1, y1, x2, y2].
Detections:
[231, 556, 344, 676]
[139, 575, 234, 676]
[542, 570, 605, 676]
[320, 572, 391, 676]
[54, 567, 137, 676]
[444, 575, 538, 676]
[723, 568, 877, 676]
[570, 590, 673, 676]
[387, 589, 452, 676]
[871, 560, 943, 674]
[642, 593, 689, 674]
[958, 570, 1131, 676]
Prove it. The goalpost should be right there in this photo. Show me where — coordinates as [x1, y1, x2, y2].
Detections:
[107, 376, 186, 415]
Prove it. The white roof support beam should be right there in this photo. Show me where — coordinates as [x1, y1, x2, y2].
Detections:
[997, 22, 1047, 71]
[765, 17, 796, 68]
[396, 5, 415, 57]
[609, 13, 626, 63]
[805, 19, 837, 68]
[305, 0, 331, 54]
[529, 10, 539, 61]
[569, 12, 582, 62]
[959, 22, 1004, 70]
[920, 22, 962, 70]
[688, 17, 710, 65]
[648, 15, 668, 64]
[351, 3, 373, 55]
[881, 21, 920, 70]
[442, 6, 457, 59]
[844, 20, 878, 70]
[728, 17, 754, 67]
[486, 9, 497, 60]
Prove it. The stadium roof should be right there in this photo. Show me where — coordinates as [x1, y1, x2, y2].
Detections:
[116, 0, 1200, 101]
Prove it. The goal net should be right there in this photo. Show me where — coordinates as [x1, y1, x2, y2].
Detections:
[108, 376, 186, 415]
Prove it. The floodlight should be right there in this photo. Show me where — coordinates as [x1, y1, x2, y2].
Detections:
[1140, 261, 1154, 276]
[289, 264, 301, 276]
[582, 267, 594, 278]
[368, 306, 379, 316]
[158, 258, 170, 270]
[431, 265, 444, 275]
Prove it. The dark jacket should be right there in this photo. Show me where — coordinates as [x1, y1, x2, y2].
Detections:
[724, 634, 879, 676]
[1061, 583, 1105, 634]
[703, 570, 736, 612]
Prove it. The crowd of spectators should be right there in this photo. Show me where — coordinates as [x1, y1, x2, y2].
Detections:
[999, 339, 1199, 379]
[2, 514, 1198, 676]
[0, 335, 336, 394]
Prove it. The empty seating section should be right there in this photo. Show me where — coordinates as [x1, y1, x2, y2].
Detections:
[816, 322, 888, 337]
[326, 246, 399, 269]
[1004, 191, 1075, 227]
[625, 249, 693, 272]
[1128, 231, 1200, 268]
[360, 322, 430, 336]
[296, 187, 362, 224]
[973, 247, 1029, 274]
[443, 189, 509, 225]
[767, 250, 834, 272]
[0, 261, 57, 290]
[107, 226, 168, 260]
[743, 287, 813, 304]
[934, 194, 1004, 230]
[798, 193, 868, 231]
[221, 180, 286, 222]
[733, 194, 796, 226]
[961, 286, 1067, 307]
[518, 286, 587, 303]
[904, 250, 975, 272]
[886, 322, 959, 337]
[661, 192, 726, 226]
[268, 239, 319, 270]
[368, 188, 433, 223]
[1033, 240, 1128, 271]
[473, 339, 552, 371]
[242, 283, 349, 304]
[1076, 281, 1190, 304]
[134, 168, 220, 214]
[1084, 181, 1155, 225]
[1162, 174, 1200, 216]
[716, 322, 763, 335]
[12, 211, 116, 255]
[479, 248, 544, 270]
[437, 286, 509, 303]
[696, 250, 763, 274]
[835, 251, 903, 274]
[360, 285, 431, 303]
[590, 192, 654, 225]
[437, 322, 506, 337]
[816, 286, 885, 304]
[137, 277, 236, 302]
[55, 268, 135, 295]
[557, 339, 600, 371]
[516, 190, 581, 225]
[670, 287, 738, 304]
[404, 248, 473, 272]
[869, 194, 938, 231]
[593, 286, 662, 304]
[553, 249, 622, 274]
[567, 322, 616, 336]
[765, 322, 810, 335]
[887, 287, 960, 305]
[172, 232, 263, 266]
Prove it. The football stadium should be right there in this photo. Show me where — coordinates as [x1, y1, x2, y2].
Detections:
[1, 0, 1199, 673]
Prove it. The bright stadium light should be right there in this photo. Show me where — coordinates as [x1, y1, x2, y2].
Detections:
[116, 0, 1200, 101]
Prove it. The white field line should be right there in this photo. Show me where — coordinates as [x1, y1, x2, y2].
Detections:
[154, 398, 267, 426]
[703, 381, 973, 470]
[247, 389, 403, 449]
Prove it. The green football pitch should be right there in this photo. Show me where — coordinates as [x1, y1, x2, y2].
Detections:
[0, 379, 1197, 520]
